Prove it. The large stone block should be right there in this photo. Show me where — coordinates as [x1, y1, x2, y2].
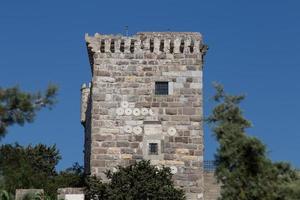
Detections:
[15, 189, 44, 200]
[57, 188, 85, 200]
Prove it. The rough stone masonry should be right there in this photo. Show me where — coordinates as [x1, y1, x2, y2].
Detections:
[81, 32, 208, 200]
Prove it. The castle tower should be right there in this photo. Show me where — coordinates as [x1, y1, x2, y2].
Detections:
[81, 32, 208, 199]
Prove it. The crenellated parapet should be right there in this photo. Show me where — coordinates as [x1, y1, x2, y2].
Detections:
[86, 32, 205, 54]
[85, 32, 208, 72]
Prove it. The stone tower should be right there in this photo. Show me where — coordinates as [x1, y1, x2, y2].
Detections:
[81, 32, 208, 199]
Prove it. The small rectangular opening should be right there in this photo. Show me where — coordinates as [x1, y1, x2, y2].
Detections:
[120, 40, 125, 52]
[150, 39, 154, 52]
[155, 82, 168, 95]
[149, 143, 158, 155]
[180, 39, 185, 53]
[130, 39, 135, 53]
[170, 40, 174, 53]
[159, 40, 164, 52]
[100, 39, 105, 53]
[110, 39, 115, 53]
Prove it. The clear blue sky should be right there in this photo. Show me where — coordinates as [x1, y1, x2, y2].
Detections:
[1, 1, 300, 170]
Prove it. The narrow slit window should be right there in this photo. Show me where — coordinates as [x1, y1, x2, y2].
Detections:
[110, 39, 115, 53]
[180, 39, 185, 53]
[149, 143, 158, 155]
[130, 40, 135, 53]
[120, 40, 125, 52]
[159, 40, 164, 52]
[100, 39, 105, 53]
[155, 82, 169, 95]
[141, 40, 144, 49]
[190, 40, 194, 53]
[150, 39, 154, 52]
[170, 40, 174, 53]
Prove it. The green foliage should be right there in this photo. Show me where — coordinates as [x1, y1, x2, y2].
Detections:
[0, 84, 83, 199]
[85, 176, 108, 199]
[55, 163, 85, 187]
[22, 192, 40, 200]
[46, 163, 85, 198]
[0, 84, 58, 139]
[22, 192, 52, 200]
[280, 179, 300, 200]
[0, 189, 10, 200]
[0, 144, 84, 199]
[0, 143, 60, 195]
[85, 160, 185, 200]
[207, 83, 300, 200]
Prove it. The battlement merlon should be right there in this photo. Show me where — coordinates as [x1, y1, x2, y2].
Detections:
[85, 32, 207, 54]
[85, 32, 208, 69]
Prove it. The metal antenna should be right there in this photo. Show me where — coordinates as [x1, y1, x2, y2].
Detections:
[125, 26, 129, 36]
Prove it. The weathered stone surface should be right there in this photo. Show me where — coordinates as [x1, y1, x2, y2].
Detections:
[204, 172, 221, 200]
[82, 32, 207, 200]
[57, 188, 85, 200]
[15, 189, 44, 200]
[93, 134, 113, 141]
[166, 108, 177, 115]
[183, 107, 196, 115]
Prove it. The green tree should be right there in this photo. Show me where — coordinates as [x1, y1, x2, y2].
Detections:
[0, 143, 61, 195]
[54, 163, 85, 187]
[0, 189, 10, 200]
[207, 84, 299, 200]
[0, 85, 57, 139]
[85, 160, 185, 200]
[46, 163, 85, 198]
[280, 179, 300, 200]
[0, 144, 85, 199]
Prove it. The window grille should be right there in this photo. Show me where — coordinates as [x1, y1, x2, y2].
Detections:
[149, 143, 158, 155]
[155, 82, 168, 95]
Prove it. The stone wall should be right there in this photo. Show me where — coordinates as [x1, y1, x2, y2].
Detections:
[82, 32, 208, 199]
[204, 171, 221, 200]
[57, 188, 84, 200]
[81, 83, 92, 174]
[15, 189, 44, 200]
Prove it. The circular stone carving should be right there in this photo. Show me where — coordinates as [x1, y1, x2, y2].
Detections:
[133, 108, 141, 116]
[141, 108, 149, 116]
[124, 108, 132, 115]
[167, 127, 177, 136]
[133, 126, 143, 135]
[116, 108, 124, 115]
[170, 166, 177, 174]
[124, 125, 132, 133]
[121, 101, 129, 108]
[149, 109, 155, 116]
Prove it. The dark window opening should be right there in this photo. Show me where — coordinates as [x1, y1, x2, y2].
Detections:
[120, 40, 125, 52]
[190, 40, 194, 53]
[141, 40, 145, 49]
[130, 40, 135, 53]
[110, 39, 115, 53]
[180, 39, 185, 53]
[159, 40, 164, 52]
[100, 39, 105, 53]
[155, 82, 168, 95]
[170, 40, 174, 53]
[150, 39, 154, 52]
[149, 143, 158, 155]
